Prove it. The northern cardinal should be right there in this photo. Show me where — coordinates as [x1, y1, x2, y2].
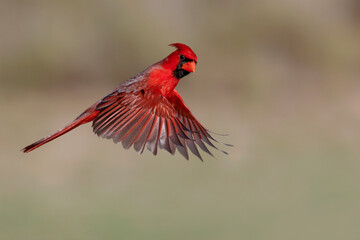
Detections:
[22, 43, 228, 160]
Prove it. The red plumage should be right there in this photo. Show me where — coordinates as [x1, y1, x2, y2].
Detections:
[22, 43, 228, 160]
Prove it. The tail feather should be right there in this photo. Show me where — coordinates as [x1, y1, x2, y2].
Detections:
[22, 104, 99, 153]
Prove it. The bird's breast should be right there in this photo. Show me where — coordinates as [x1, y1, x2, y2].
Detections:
[147, 68, 180, 97]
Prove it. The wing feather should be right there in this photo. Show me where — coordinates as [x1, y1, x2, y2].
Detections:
[100, 108, 135, 138]
[114, 110, 147, 144]
[158, 117, 172, 154]
[133, 114, 156, 153]
[92, 88, 229, 160]
[121, 110, 152, 149]
[93, 105, 125, 132]
[146, 116, 161, 155]
[188, 119, 213, 157]
[183, 117, 202, 161]
[110, 109, 144, 141]
[167, 90, 229, 160]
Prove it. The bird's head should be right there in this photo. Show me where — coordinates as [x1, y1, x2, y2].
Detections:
[162, 43, 198, 79]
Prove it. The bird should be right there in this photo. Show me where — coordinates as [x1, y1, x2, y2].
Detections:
[22, 43, 229, 160]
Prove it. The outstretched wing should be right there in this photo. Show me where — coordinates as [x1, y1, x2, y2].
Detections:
[92, 90, 190, 158]
[167, 90, 226, 160]
[92, 89, 224, 160]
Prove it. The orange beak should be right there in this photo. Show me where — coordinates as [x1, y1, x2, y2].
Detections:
[181, 61, 196, 72]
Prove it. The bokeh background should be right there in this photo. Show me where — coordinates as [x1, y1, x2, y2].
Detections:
[1, 0, 360, 239]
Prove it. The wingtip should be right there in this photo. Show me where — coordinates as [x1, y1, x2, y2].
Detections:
[206, 129, 230, 136]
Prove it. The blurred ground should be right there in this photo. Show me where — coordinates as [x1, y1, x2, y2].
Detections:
[1, 0, 360, 239]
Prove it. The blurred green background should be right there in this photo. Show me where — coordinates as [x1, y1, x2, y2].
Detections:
[1, 0, 360, 239]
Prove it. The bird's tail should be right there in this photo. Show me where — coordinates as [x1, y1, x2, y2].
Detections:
[22, 103, 99, 153]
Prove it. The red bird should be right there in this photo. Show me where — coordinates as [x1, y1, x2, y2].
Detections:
[22, 43, 228, 160]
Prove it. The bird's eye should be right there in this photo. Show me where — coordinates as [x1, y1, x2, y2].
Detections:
[180, 54, 185, 61]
